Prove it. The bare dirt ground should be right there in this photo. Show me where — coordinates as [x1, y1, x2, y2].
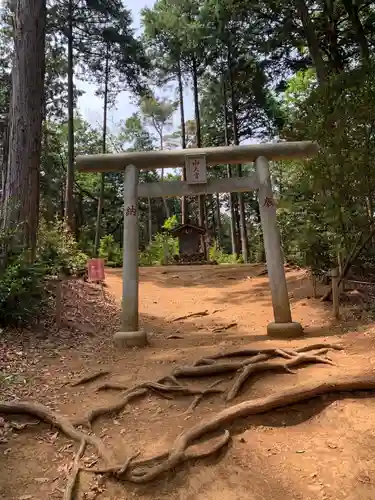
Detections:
[2, 264, 375, 499]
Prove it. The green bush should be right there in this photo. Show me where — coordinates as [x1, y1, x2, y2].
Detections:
[209, 240, 241, 264]
[0, 252, 48, 326]
[0, 220, 89, 327]
[38, 219, 88, 276]
[99, 234, 122, 267]
[139, 232, 179, 266]
[162, 215, 179, 231]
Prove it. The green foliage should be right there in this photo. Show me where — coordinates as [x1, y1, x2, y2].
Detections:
[0, 251, 48, 326]
[99, 234, 122, 267]
[162, 215, 179, 230]
[37, 220, 88, 276]
[209, 240, 241, 264]
[279, 65, 375, 270]
[139, 232, 179, 266]
[0, 220, 89, 327]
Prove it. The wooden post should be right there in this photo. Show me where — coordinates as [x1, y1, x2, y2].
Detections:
[331, 267, 340, 319]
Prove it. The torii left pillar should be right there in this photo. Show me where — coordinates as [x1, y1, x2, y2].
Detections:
[113, 164, 148, 347]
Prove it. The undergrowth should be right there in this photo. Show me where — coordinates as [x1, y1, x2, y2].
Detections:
[0, 220, 88, 327]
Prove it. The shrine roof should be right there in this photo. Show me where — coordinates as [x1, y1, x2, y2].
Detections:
[169, 223, 206, 235]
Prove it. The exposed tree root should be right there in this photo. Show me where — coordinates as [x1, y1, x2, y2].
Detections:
[185, 380, 224, 413]
[71, 370, 110, 387]
[74, 388, 148, 428]
[180, 344, 341, 377]
[171, 310, 209, 322]
[212, 322, 237, 333]
[80, 451, 141, 477]
[194, 343, 343, 365]
[174, 361, 246, 377]
[77, 380, 225, 427]
[0, 401, 112, 464]
[96, 383, 128, 392]
[82, 431, 231, 481]
[0, 341, 349, 492]
[77, 344, 342, 427]
[64, 439, 86, 500]
[122, 372, 375, 483]
[135, 381, 224, 397]
[227, 349, 334, 401]
[81, 452, 141, 478]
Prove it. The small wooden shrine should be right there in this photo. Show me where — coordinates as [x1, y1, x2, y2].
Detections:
[169, 223, 206, 263]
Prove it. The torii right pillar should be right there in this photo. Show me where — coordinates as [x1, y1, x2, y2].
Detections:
[256, 156, 303, 338]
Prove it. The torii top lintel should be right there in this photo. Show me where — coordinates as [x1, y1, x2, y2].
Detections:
[75, 141, 318, 173]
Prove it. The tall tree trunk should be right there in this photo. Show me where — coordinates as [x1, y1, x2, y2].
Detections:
[323, 0, 344, 73]
[223, 77, 238, 255]
[148, 197, 152, 245]
[65, 0, 75, 231]
[215, 192, 222, 246]
[60, 181, 65, 219]
[295, 0, 328, 85]
[159, 132, 170, 219]
[192, 55, 206, 258]
[234, 198, 241, 254]
[228, 49, 249, 262]
[342, 0, 370, 62]
[0, 115, 9, 221]
[2, 0, 45, 260]
[94, 40, 109, 256]
[75, 191, 83, 240]
[177, 57, 188, 224]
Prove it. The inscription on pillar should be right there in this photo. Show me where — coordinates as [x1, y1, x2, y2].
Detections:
[185, 154, 207, 184]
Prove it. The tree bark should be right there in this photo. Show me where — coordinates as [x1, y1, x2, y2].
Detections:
[341, 0, 370, 62]
[0, 116, 9, 222]
[295, 0, 328, 85]
[323, 0, 344, 73]
[158, 130, 170, 220]
[215, 192, 222, 246]
[2, 0, 46, 259]
[177, 57, 188, 224]
[228, 48, 249, 262]
[65, 0, 75, 232]
[222, 78, 238, 255]
[192, 55, 206, 258]
[94, 40, 110, 256]
[148, 197, 152, 245]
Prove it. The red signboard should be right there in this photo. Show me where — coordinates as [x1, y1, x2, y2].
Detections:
[87, 258, 105, 282]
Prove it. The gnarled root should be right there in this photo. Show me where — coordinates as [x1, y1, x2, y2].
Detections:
[64, 440, 86, 500]
[122, 371, 375, 483]
[126, 430, 230, 483]
[79, 380, 225, 427]
[0, 401, 112, 464]
[227, 349, 335, 401]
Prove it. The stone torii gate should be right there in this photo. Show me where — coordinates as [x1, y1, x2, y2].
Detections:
[76, 141, 318, 347]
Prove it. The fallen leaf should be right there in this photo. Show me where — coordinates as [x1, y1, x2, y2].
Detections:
[49, 431, 59, 443]
[35, 478, 49, 483]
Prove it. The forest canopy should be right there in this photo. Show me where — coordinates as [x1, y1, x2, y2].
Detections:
[1, 0, 375, 323]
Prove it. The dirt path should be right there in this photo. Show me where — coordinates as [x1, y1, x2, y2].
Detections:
[2, 265, 375, 499]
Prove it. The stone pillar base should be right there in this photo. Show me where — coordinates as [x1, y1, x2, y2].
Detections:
[113, 330, 148, 348]
[267, 321, 304, 339]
